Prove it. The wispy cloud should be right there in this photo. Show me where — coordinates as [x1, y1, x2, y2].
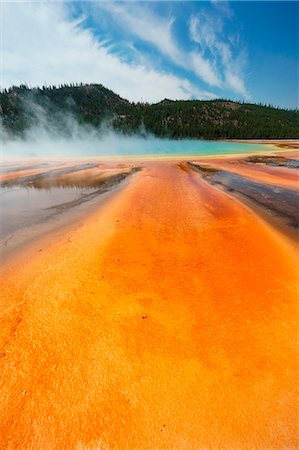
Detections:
[2, 1, 248, 102]
[94, 2, 183, 66]
[93, 1, 248, 96]
[190, 52, 221, 87]
[189, 7, 249, 98]
[210, 0, 234, 18]
[95, 2, 212, 85]
[1, 2, 215, 102]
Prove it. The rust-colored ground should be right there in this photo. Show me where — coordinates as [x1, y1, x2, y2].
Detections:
[194, 156, 299, 189]
[0, 158, 298, 449]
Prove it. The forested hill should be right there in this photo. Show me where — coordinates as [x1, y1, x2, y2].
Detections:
[1, 83, 298, 139]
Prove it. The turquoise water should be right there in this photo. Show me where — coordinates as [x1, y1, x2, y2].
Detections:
[3, 137, 272, 158]
[107, 138, 270, 157]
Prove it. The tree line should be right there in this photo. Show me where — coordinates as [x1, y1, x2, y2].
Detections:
[1, 84, 298, 139]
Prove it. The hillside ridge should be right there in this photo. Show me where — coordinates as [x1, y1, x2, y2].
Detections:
[1, 83, 298, 139]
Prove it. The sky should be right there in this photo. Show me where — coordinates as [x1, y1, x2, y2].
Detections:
[1, 1, 298, 108]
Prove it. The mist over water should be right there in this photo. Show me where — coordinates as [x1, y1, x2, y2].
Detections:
[1, 133, 270, 159]
[0, 101, 269, 159]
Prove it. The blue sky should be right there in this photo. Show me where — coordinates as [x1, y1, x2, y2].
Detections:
[2, 1, 298, 108]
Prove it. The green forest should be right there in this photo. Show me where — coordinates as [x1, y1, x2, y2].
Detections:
[1, 83, 298, 139]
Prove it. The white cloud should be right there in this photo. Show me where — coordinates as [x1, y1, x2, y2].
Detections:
[210, 0, 233, 18]
[190, 52, 221, 87]
[189, 13, 220, 51]
[225, 71, 247, 96]
[1, 2, 215, 103]
[2, 1, 248, 101]
[189, 8, 249, 98]
[92, 2, 224, 89]
[94, 2, 183, 66]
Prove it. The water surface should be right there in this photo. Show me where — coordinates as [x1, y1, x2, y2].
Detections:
[2, 138, 270, 158]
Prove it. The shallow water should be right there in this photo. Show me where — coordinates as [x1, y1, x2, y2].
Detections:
[2, 137, 270, 158]
[0, 162, 137, 255]
[0, 186, 94, 236]
[90, 139, 270, 157]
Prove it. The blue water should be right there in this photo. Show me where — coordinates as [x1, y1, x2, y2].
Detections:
[2, 136, 271, 158]
[108, 138, 269, 157]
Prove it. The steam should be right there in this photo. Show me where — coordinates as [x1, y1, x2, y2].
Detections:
[0, 95, 163, 159]
[0, 96, 270, 159]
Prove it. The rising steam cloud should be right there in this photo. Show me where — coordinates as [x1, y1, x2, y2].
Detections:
[0, 96, 163, 159]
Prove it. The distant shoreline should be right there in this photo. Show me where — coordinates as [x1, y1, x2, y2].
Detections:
[227, 138, 299, 145]
[1, 139, 298, 162]
[227, 139, 299, 152]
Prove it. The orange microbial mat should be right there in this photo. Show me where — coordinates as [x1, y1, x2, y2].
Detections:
[0, 156, 298, 449]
